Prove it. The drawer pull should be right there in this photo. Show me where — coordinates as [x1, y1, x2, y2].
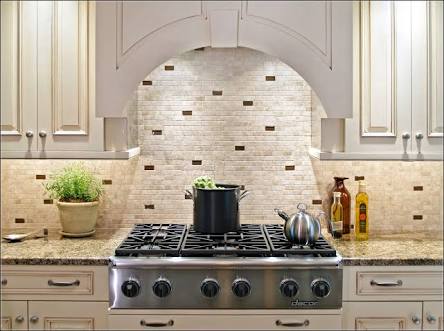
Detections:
[426, 314, 436, 324]
[276, 319, 309, 327]
[15, 315, 24, 323]
[1, 279, 7, 286]
[411, 315, 421, 325]
[48, 279, 80, 287]
[140, 320, 174, 328]
[370, 279, 402, 287]
[30, 316, 39, 323]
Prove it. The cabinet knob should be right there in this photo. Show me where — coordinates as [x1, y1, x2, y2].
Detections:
[39, 130, 47, 138]
[30, 316, 39, 323]
[1, 279, 7, 286]
[411, 315, 421, 325]
[25, 130, 34, 138]
[15, 315, 24, 323]
[415, 131, 424, 140]
[402, 132, 411, 139]
[426, 314, 436, 324]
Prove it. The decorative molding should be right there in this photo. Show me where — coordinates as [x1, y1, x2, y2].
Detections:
[115, 1, 205, 69]
[1, 317, 12, 330]
[52, 1, 89, 136]
[242, 1, 332, 68]
[360, 1, 397, 137]
[427, 1, 443, 137]
[355, 317, 405, 330]
[0, 1, 22, 136]
[44, 317, 94, 330]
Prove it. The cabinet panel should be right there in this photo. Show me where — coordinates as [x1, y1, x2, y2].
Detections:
[28, 301, 107, 330]
[360, 0, 396, 137]
[343, 301, 422, 330]
[0, 1, 38, 152]
[0, 301, 28, 330]
[37, 1, 103, 152]
[423, 301, 444, 331]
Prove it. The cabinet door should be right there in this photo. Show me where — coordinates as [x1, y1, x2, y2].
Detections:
[346, 1, 412, 156]
[411, 0, 443, 156]
[343, 301, 422, 330]
[36, 1, 103, 153]
[28, 301, 107, 330]
[423, 301, 443, 330]
[1, 1, 38, 152]
[1, 300, 28, 330]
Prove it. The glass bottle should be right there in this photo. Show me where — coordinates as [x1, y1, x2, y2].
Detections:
[330, 192, 343, 239]
[355, 181, 369, 241]
[330, 177, 351, 234]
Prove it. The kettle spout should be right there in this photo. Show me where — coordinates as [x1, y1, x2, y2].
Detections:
[274, 208, 289, 221]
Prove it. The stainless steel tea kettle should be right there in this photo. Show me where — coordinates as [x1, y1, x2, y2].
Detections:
[274, 203, 323, 246]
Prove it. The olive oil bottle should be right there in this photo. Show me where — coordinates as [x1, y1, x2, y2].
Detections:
[330, 192, 343, 239]
[355, 181, 369, 240]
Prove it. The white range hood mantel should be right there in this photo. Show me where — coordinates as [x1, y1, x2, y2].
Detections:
[95, 1, 352, 119]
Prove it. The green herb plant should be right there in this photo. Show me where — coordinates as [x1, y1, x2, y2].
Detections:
[45, 163, 103, 202]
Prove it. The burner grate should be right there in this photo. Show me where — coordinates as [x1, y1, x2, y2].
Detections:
[115, 224, 186, 256]
[181, 224, 270, 257]
[264, 224, 336, 257]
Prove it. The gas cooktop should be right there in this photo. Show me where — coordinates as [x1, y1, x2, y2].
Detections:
[114, 223, 336, 258]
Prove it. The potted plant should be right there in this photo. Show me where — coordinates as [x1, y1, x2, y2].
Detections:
[45, 163, 103, 237]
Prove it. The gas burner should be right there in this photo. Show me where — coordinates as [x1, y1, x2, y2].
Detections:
[264, 224, 336, 257]
[115, 224, 186, 256]
[181, 224, 270, 257]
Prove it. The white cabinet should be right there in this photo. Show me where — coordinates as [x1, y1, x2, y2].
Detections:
[1, 300, 27, 330]
[344, 0, 443, 159]
[1, 1, 104, 157]
[423, 301, 443, 331]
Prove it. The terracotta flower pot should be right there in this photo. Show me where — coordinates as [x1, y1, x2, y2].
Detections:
[56, 201, 99, 237]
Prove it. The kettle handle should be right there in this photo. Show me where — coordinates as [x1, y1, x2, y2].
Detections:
[297, 203, 307, 211]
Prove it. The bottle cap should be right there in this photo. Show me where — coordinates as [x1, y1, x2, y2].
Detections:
[333, 191, 342, 198]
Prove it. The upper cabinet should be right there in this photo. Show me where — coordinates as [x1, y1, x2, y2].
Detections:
[95, 1, 353, 119]
[315, 1, 442, 160]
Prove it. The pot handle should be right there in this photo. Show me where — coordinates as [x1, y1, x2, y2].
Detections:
[239, 190, 250, 201]
[184, 190, 193, 199]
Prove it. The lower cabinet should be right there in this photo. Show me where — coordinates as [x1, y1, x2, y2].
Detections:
[423, 301, 444, 331]
[109, 313, 341, 330]
[1, 300, 27, 330]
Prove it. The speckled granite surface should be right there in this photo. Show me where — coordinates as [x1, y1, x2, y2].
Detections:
[1, 228, 442, 266]
[325, 233, 443, 266]
[1, 228, 130, 265]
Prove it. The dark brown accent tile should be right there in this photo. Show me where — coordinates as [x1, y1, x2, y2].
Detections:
[102, 179, 112, 185]
[43, 199, 53, 204]
[243, 101, 253, 106]
[182, 111, 192, 116]
[265, 126, 275, 131]
[312, 199, 323, 205]
[413, 215, 423, 220]
[152, 130, 162, 135]
[239, 185, 245, 190]
[144, 165, 155, 171]
[265, 75, 276, 81]
[212, 90, 223, 96]
[413, 186, 423, 191]
[285, 165, 295, 171]
[164, 65, 174, 71]
[235, 146, 245, 151]
[194, 47, 205, 51]
[142, 80, 152, 86]
[144, 204, 155, 210]
[36, 174, 46, 180]
[185, 194, 193, 200]
[355, 176, 365, 181]
[192, 160, 202, 165]
[15, 218, 25, 224]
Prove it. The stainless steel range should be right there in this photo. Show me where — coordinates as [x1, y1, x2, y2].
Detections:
[109, 224, 342, 311]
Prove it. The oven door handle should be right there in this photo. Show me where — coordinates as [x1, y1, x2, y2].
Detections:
[276, 319, 310, 327]
[140, 320, 174, 328]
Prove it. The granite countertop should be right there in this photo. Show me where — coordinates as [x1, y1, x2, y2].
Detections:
[1, 227, 442, 266]
[1, 228, 130, 265]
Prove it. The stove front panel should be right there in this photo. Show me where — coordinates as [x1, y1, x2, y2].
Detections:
[109, 264, 342, 310]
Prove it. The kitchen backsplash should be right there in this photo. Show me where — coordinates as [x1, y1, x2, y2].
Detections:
[1, 48, 442, 235]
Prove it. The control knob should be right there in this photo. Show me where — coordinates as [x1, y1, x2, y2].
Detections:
[121, 279, 140, 298]
[232, 278, 251, 298]
[280, 279, 299, 298]
[152, 278, 172, 298]
[311, 279, 331, 298]
[201, 278, 220, 298]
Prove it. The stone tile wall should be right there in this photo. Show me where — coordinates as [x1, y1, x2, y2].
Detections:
[1, 48, 442, 235]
